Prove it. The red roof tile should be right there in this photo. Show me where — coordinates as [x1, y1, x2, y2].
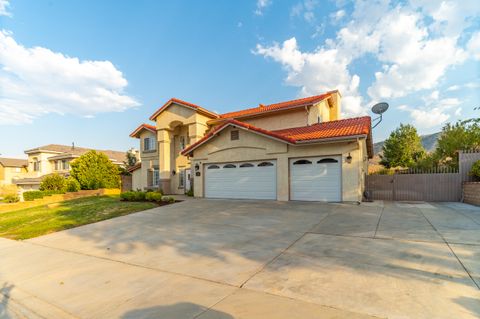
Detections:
[182, 116, 373, 157]
[129, 123, 156, 138]
[127, 162, 141, 173]
[149, 98, 219, 121]
[273, 116, 371, 142]
[220, 92, 334, 119]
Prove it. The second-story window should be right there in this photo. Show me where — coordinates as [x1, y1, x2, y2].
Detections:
[62, 160, 69, 170]
[179, 136, 186, 150]
[33, 158, 40, 172]
[144, 137, 155, 151]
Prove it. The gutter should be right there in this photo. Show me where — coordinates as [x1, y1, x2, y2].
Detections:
[294, 134, 368, 145]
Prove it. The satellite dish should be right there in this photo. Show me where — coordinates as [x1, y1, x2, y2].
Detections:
[371, 102, 389, 129]
[371, 102, 389, 115]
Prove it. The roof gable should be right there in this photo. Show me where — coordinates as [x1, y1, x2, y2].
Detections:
[130, 123, 156, 138]
[0, 157, 28, 167]
[149, 98, 219, 121]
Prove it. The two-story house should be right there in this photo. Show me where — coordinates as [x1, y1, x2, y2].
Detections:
[130, 90, 373, 202]
[13, 144, 127, 191]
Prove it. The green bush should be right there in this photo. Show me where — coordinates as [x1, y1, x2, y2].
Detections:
[65, 177, 81, 192]
[186, 189, 194, 197]
[371, 168, 395, 175]
[39, 174, 66, 191]
[133, 191, 146, 201]
[23, 191, 45, 201]
[145, 192, 162, 202]
[70, 150, 121, 190]
[470, 160, 480, 180]
[120, 191, 135, 201]
[161, 196, 175, 203]
[3, 194, 19, 203]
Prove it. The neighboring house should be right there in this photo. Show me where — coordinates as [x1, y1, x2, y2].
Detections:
[130, 90, 373, 202]
[0, 158, 28, 186]
[13, 144, 127, 190]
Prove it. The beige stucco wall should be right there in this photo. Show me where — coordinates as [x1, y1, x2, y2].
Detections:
[190, 125, 367, 202]
[131, 168, 142, 191]
[153, 103, 214, 194]
[26, 152, 57, 177]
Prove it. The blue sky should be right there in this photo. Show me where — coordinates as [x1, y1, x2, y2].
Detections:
[0, 0, 479, 158]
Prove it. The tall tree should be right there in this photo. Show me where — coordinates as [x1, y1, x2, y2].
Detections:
[380, 124, 425, 168]
[70, 150, 120, 190]
[434, 119, 480, 168]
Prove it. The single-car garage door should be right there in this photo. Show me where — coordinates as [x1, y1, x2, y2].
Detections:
[290, 156, 341, 201]
[205, 160, 276, 200]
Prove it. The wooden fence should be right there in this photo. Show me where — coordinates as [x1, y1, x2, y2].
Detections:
[366, 149, 480, 202]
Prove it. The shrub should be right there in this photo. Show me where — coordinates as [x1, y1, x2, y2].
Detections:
[23, 191, 45, 201]
[65, 177, 81, 192]
[145, 192, 162, 202]
[120, 191, 135, 201]
[133, 191, 146, 201]
[70, 150, 121, 190]
[371, 168, 395, 175]
[186, 189, 194, 197]
[40, 174, 66, 191]
[470, 160, 480, 180]
[3, 194, 19, 203]
[161, 196, 175, 203]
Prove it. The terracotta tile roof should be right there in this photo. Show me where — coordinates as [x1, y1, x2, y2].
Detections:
[129, 123, 157, 138]
[127, 162, 141, 173]
[0, 157, 28, 167]
[24, 144, 126, 163]
[181, 119, 296, 156]
[273, 116, 371, 142]
[149, 98, 219, 121]
[182, 116, 373, 157]
[220, 92, 334, 119]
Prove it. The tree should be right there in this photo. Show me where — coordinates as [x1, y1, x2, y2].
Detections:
[70, 150, 120, 190]
[40, 174, 66, 191]
[380, 124, 426, 168]
[434, 119, 480, 168]
[124, 149, 138, 168]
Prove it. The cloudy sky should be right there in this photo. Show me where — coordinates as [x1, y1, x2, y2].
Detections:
[0, 0, 479, 157]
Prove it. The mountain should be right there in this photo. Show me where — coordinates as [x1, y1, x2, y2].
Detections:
[373, 132, 440, 155]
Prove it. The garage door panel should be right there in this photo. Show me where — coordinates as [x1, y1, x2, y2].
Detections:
[205, 161, 276, 200]
[290, 156, 341, 202]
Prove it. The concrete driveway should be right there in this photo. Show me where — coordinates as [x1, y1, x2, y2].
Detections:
[1, 199, 479, 319]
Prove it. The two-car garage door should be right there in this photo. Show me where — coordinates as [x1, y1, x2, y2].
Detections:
[205, 160, 277, 200]
[204, 156, 341, 201]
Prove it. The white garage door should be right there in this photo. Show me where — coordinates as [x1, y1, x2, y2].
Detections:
[205, 160, 276, 200]
[290, 156, 341, 201]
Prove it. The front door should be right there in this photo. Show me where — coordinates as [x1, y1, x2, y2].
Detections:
[185, 168, 191, 192]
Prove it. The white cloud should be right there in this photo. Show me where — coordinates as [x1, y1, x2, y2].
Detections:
[255, 0, 272, 16]
[254, 38, 365, 116]
[290, 0, 318, 24]
[467, 31, 480, 60]
[255, 0, 476, 118]
[0, 31, 139, 125]
[0, 0, 11, 16]
[330, 10, 345, 23]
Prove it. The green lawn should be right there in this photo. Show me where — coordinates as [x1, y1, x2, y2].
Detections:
[0, 195, 157, 240]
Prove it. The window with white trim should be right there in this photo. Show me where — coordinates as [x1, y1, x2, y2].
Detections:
[144, 137, 156, 151]
[33, 158, 40, 172]
[179, 136, 186, 150]
[179, 169, 185, 188]
[152, 169, 160, 187]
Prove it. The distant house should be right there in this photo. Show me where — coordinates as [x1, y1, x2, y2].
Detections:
[0, 158, 28, 186]
[12, 144, 127, 191]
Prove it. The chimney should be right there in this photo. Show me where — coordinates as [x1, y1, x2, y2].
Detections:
[72, 142, 75, 150]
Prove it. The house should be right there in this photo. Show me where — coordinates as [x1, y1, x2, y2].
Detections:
[129, 90, 373, 202]
[0, 158, 28, 187]
[13, 144, 127, 191]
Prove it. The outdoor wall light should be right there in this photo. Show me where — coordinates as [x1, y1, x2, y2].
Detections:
[346, 153, 352, 164]
[172, 170, 176, 176]
[195, 163, 199, 171]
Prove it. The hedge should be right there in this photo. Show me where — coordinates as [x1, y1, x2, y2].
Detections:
[23, 190, 65, 201]
[120, 191, 173, 203]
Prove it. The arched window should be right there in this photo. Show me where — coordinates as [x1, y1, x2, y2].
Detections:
[317, 158, 338, 164]
[239, 163, 254, 168]
[223, 164, 236, 168]
[258, 162, 274, 167]
[208, 165, 220, 169]
[293, 159, 312, 165]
